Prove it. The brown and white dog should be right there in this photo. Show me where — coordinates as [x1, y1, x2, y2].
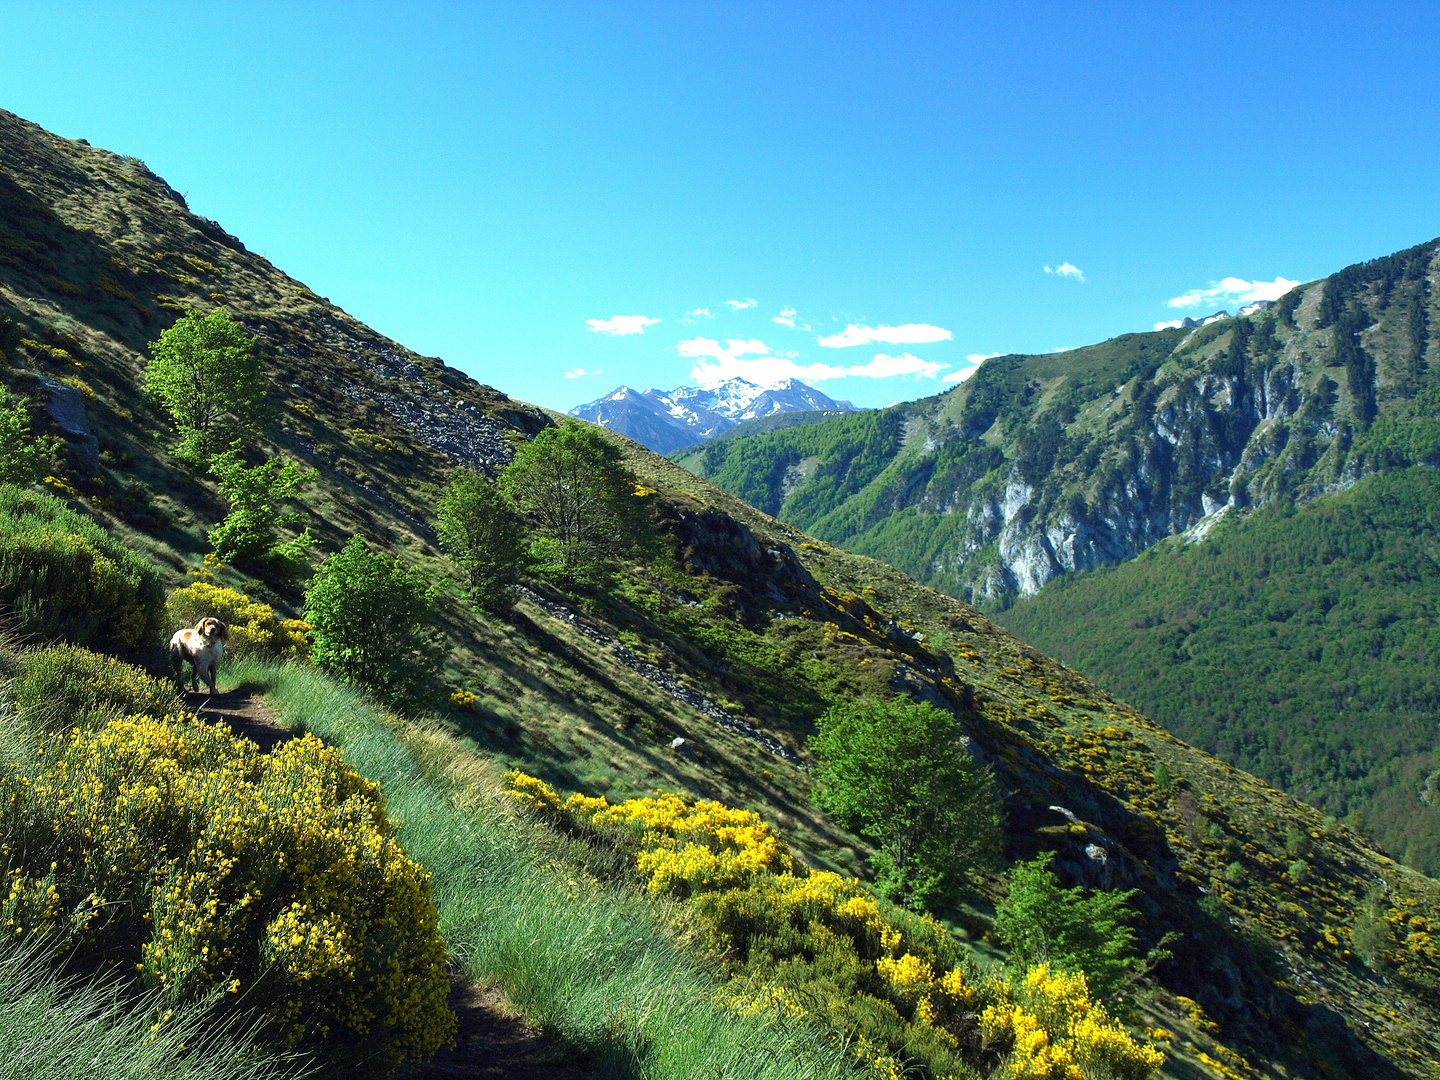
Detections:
[169, 617, 230, 695]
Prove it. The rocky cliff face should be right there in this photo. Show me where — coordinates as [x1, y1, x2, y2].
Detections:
[685, 239, 1440, 606]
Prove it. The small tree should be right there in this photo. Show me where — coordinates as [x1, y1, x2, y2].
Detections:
[208, 447, 316, 577]
[500, 419, 649, 578]
[435, 468, 525, 610]
[0, 387, 56, 484]
[145, 311, 265, 461]
[809, 698, 1002, 911]
[304, 535, 443, 701]
[995, 852, 1172, 1006]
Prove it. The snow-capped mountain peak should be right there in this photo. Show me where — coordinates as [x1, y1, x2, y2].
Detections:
[570, 377, 855, 454]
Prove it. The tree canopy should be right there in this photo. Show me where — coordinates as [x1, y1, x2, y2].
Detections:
[207, 447, 316, 578]
[0, 387, 55, 485]
[145, 311, 265, 461]
[501, 419, 648, 577]
[304, 535, 443, 701]
[809, 698, 1001, 911]
[435, 468, 525, 611]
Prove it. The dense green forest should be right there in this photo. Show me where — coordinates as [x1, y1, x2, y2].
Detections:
[998, 467, 1440, 874]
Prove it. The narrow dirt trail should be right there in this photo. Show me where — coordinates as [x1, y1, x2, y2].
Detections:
[182, 686, 587, 1080]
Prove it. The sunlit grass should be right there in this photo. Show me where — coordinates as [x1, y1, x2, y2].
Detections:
[236, 656, 866, 1080]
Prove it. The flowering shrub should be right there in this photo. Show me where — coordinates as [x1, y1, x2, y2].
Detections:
[2, 713, 454, 1074]
[11, 644, 182, 731]
[981, 966, 1163, 1080]
[506, 772, 1162, 1080]
[167, 581, 311, 660]
[449, 689, 478, 712]
[0, 484, 165, 658]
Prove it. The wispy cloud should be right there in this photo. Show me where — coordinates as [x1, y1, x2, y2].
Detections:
[1167, 276, 1300, 309]
[772, 306, 798, 328]
[563, 367, 597, 379]
[1045, 262, 1086, 282]
[680, 337, 945, 385]
[1154, 319, 1185, 331]
[816, 323, 953, 349]
[681, 307, 713, 324]
[941, 352, 1000, 383]
[586, 315, 661, 335]
[725, 298, 757, 311]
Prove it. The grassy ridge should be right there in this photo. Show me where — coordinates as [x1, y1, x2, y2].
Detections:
[240, 656, 862, 1080]
[997, 467, 1440, 874]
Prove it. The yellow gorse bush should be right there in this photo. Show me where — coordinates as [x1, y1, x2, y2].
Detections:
[167, 581, 311, 660]
[505, 771, 1162, 1080]
[3, 713, 454, 1074]
[981, 965, 1163, 1080]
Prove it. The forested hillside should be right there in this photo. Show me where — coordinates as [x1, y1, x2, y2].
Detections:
[998, 466, 1440, 875]
[675, 242, 1440, 607]
[4, 106, 1440, 1078]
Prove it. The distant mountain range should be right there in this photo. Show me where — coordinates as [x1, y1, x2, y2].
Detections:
[570, 378, 855, 453]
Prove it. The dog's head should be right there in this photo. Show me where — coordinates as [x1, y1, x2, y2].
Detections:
[194, 616, 230, 643]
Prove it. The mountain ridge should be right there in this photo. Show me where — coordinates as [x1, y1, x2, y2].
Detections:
[571, 375, 855, 453]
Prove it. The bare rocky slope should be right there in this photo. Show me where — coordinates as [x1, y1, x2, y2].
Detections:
[2, 107, 1439, 1079]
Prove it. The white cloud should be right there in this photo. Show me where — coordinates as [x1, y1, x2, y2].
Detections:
[726, 298, 757, 310]
[586, 314, 661, 335]
[681, 337, 946, 385]
[816, 323, 953, 348]
[563, 367, 596, 379]
[1045, 262, 1086, 282]
[1154, 319, 1185, 331]
[1166, 276, 1300, 309]
[941, 352, 1000, 383]
[772, 306, 798, 328]
[682, 307, 713, 324]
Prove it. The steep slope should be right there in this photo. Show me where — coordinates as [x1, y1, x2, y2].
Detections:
[996, 465, 1440, 875]
[677, 245, 1440, 607]
[3, 108, 1439, 1078]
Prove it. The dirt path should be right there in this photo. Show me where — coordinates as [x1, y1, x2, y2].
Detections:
[184, 686, 589, 1079]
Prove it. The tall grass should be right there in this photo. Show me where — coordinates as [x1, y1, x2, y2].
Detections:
[0, 937, 305, 1080]
[234, 656, 866, 1080]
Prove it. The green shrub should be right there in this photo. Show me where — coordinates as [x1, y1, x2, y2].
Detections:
[304, 536, 442, 702]
[0, 485, 165, 659]
[10, 645, 182, 732]
[1, 713, 455, 1075]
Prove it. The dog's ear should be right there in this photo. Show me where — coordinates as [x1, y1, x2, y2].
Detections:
[213, 619, 230, 642]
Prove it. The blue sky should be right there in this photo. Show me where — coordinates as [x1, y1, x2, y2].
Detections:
[4, 1, 1439, 411]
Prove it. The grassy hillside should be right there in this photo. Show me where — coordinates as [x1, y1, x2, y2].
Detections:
[3, 106, 1440, 1077]
[997, 466, 1440, 876]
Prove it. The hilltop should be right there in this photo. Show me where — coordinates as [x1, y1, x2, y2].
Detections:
[2, 107, 1439, 1078]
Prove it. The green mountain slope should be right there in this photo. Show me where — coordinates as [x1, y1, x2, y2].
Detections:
[676, 250, 1440, 607]
[4, 106, 1440, 1078]
[996, 466, 1440, 875]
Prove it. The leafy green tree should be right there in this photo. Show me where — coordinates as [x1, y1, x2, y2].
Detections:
[207, 447, 316, 576]
[435, 468, 525, 611]
[0, 387, 56, 484]
[809, 698, 1002, 911]
[995, 852, 1172, 1005]
[145, 311, 266, 461]
[500, 419, 649, 578]
[304, 535, 444, 701]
